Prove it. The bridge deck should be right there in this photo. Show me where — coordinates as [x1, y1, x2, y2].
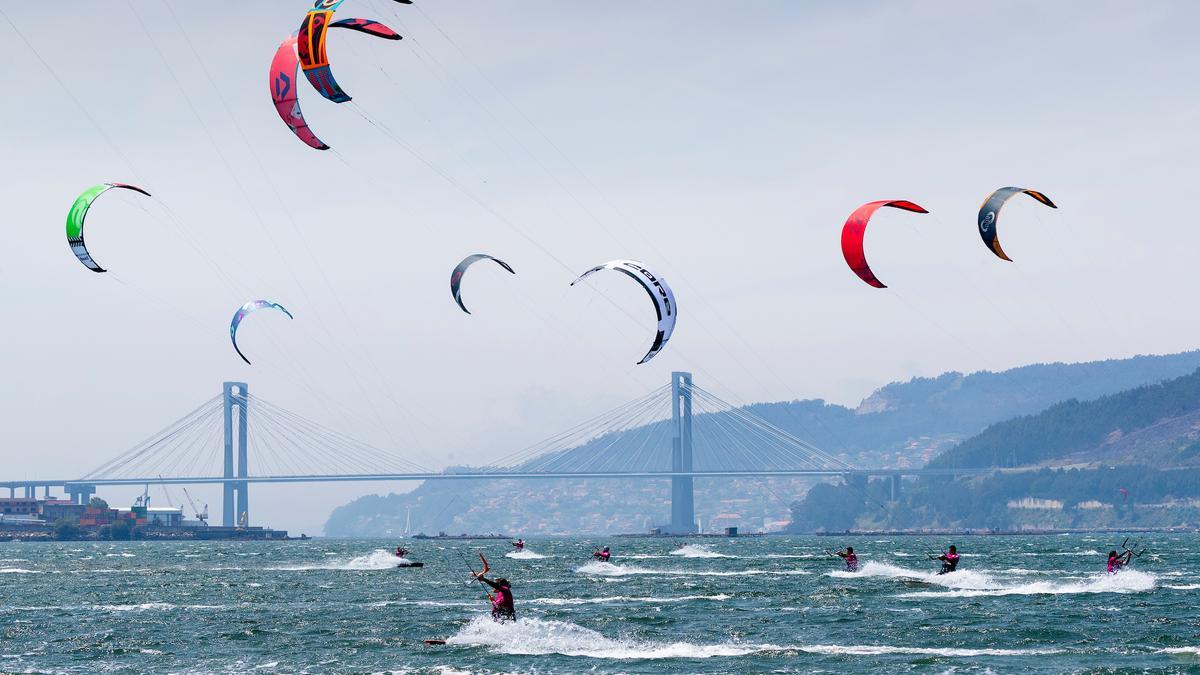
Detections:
[2, 468, 991, 489]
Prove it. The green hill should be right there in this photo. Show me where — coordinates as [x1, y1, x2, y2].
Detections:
[929, 368, 1200, 470]
[789, 367, 1200, 533]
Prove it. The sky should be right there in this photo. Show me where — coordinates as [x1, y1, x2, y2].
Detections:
[1, 1, 1198, 534]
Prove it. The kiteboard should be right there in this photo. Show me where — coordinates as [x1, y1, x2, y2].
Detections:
[423, 639, 446, 646]
[396, 562, 424, 568]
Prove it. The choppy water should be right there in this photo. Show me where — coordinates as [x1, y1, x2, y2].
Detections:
[2, 535, 1198, 673]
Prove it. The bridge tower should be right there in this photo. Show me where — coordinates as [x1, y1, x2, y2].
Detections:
[667, 371, 697, 534]
[222, 382, 249, 527]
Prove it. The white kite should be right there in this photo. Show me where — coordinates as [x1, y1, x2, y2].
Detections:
[571, 259, 676, 364]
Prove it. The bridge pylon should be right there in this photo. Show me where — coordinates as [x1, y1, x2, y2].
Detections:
[222, 382, 249, 527]
[667, 371, 697, 534]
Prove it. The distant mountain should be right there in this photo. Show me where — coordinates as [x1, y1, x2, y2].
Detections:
[789, 366, 1200, 533]
[746, 351, 1200, 467]
[929, 367, 1200, 470]
[326, 351, 1200, 536]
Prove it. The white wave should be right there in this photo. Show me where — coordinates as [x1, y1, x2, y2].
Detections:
[669, 545, 731, 559]
[526, 594, 731, 606]
[93, 603, 177, 611]
[370, 599, 477, 608]
[139, 649, 164, 655]
[1165, 583, 1200, 590]
[1160, 647, 1200, 662]
[899, 570, 1156, 598]
[447, 616, 784, 659]
[85, 602, 225, 612]
[267, 550, 411, 571]
[828, 561, 997, 590]
[575, 561, 807, 577]
[505, 550, 547, 560]
[105, 553, 136, 558]
[798, 644, 1063, 657]
[0, 568, 41, 574]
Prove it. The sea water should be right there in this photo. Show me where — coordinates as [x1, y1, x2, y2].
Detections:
[1, 535, 1196, 673]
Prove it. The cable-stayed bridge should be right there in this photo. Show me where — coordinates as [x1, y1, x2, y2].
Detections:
[3, 373, 986, 534]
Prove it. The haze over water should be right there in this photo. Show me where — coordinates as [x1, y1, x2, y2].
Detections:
[2, 535, 1196, 673]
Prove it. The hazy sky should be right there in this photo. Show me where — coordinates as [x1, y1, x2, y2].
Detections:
[2, 1, 1197, 534]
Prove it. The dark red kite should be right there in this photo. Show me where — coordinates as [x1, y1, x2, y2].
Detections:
[840, 200, 928, 288]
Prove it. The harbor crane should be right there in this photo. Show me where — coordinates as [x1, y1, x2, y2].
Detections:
[181, 488, 208, 526]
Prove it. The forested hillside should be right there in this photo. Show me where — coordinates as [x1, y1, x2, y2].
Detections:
[929, 368, 1200, 470]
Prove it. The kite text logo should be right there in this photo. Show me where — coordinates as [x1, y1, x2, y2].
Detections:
[980, 211, 996, 232]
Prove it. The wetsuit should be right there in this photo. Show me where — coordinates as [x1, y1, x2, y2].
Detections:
[1107, 551, 1131, 574]
[939, 553, 960, 575]
[395, 548, 408, 558]
[843, 552, 858, 572]
[594, 550, 611, 562]
[480, 577, 515, 622]
[513, 541, 524, 551]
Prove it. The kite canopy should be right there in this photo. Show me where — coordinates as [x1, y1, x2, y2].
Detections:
[450, 254, 515, 314]
[65, 183, 152, 273]
[230, 300, 294, 365]
[271, 18, 400, 150]
[270, 33, 329, 150]
[297, 1, 405, 104]
[977, 187, 1057, 262]
[839, 200, 929, 289]
[571, 260, 676, 364]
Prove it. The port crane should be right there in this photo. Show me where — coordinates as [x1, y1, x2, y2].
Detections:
[156, 475, 174, 508]
[180, 488, 208, 526]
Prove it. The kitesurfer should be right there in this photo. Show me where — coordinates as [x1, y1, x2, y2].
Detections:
[395, 546, 408, 558]
[1107, 549, 1132, 574]
[473, 570, 515, 622]
[512, 539, 525, 552]
[936, 545, 960, 575]
[593, 546, 612, 562]
[836, 546, 859, 572]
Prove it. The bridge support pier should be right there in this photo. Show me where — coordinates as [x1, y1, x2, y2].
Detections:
[890, 473, 902, 501]
[66, 484, 95, 505]
[222, 382, 250, 527]
[668, 372, 697, 535]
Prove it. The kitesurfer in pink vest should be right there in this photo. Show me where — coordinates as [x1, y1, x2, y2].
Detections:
[475, 573, 515, 622]
[937, 545, 960, 575]
[1107, 549, 1132, 574]
[593, 546, 611, 562]
[836, 546, 859, 572]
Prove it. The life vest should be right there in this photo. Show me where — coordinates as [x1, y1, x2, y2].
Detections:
[491, 586, 515, 620]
